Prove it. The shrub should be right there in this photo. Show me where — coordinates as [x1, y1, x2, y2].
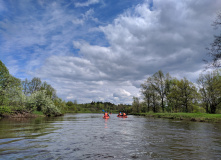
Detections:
[27, 90, 62, 116]
[0, 106, 12, 115]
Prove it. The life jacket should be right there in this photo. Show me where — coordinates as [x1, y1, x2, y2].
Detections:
[119, 113, 122, 115]
[105, 112, 108, 116]
[123, 113, 126, 116]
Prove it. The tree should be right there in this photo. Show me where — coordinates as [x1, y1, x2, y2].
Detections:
[142, 70, 169, 112]
[22, 78, 30, 95]
[176, 78, 198, 112]
[141, 82, 152, 112]
[152, 70, 166, 112]
[40, 81, 57, 99]
[206, 11, 221, 68]
[167, 78, 181, 112]
[26, 90, 61, 116]
[132, 96, 140, 113]
[0, 60, 21, 106]
[141, 79, 160, 113]
[29, 77, 42, 94]
[197, 70, 221, 113]
[22, 78, 57, 99]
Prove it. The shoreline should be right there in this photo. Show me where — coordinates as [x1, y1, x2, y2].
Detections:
[0, 111, 45, 119]
[132, 112, 221, 123]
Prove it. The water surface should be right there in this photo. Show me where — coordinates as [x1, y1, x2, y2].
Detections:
[0, 113, 220, 159]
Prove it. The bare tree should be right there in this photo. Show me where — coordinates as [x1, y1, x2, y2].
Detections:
[206, 11, 221, 68]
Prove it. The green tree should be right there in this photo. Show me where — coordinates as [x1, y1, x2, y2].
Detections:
[141, 71, 170, 112]
[198, 70, 221, 113]
[29, 77, 42, 94]
[40, 81, 57, 99]
[22, 78, 30, 95]
[141, 83, 152, 112]
[176, 78, 198, 112]
[26, 90, 61, 116]
[167, 78, 180, 112]
[151, 70, 166, 112]
[0, 60, 21, 106]
[132, 96, 140, 113]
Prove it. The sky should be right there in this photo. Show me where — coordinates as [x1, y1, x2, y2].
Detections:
[0, 0, 221, 104]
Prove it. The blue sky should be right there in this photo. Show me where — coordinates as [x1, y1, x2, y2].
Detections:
[0, 0, 221, 104]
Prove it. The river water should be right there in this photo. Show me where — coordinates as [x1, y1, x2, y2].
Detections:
[0, 113, 220, 160]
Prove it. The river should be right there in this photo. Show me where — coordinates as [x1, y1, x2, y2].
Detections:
[0, 113, 220, 160]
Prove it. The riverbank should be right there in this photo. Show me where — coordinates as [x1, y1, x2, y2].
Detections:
[132, 112, 221, 123]
[0, 111, 44, 119]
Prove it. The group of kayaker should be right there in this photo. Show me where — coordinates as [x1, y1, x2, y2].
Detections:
[118, 112, 127, 116]
[103, 111, 127, 119]
[117, 112, 127, 117]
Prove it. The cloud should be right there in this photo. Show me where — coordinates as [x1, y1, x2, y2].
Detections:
[75, 0, 100, 7]
[37, 0, 221, 103]
[0, 1, 100, 77]
[1, 0, 221, 104]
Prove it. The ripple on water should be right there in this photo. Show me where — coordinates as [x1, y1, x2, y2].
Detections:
[0, 113, 221, 160]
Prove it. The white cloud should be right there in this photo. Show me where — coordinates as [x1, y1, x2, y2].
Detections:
[39, 0, 220, 103]
[75, 0, 100, 7]
[1, 0, 221, 104]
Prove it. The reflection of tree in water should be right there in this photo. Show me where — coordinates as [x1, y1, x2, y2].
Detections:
[0, 117, 62, 139]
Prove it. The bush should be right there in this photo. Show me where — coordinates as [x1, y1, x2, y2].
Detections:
[0, 106, 12, 115]
[27, 90, 62, 116]
[193, 105, 206, 113]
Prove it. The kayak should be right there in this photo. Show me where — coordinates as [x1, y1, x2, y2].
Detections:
[103, 116, 110, 119]
[117, 115, 127, 118]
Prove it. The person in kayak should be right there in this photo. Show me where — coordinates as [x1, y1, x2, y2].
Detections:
[123, 112, 127, 116]
[118, 112, 122, 116]
[104, 112, 109, 117]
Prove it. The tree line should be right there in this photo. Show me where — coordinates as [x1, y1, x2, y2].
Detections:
[132, 12, 221, 114]
[132, 70, 221, 114]
[66, 100, 131, 113]
[0, 60, 66, 117]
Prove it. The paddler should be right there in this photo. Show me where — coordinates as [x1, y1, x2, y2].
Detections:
[104, 112, 109, 117]
[123, 112, 127, 116]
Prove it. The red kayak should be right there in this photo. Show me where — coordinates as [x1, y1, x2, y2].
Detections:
[103, 116, 110, 119]
[117, 115, 127, 118]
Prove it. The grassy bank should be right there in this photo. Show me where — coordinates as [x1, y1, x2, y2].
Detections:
[133, 112, 221, 123]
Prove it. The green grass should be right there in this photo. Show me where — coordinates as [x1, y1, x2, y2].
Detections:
[134, 112, 221, 123]
[32, 110, 44, 116]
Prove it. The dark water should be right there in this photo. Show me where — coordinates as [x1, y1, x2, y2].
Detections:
[0, 113, 220, 160]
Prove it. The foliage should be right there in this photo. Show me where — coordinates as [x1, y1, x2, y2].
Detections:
[141, 71, 201, 114]
[140, 112, 221, 122]
[53, 98, 67, 114]
[66, 101, 131, 114]
[0, 61, 21, 106]
[0, 106, 12, 115]
[132, 96, 140, 113]
[26, 90, 62, 116]
[197, 70, 221, 113]
[22, 78, 57, 99]
[168, 78, 199, 113]
[0, 60, 65, 117]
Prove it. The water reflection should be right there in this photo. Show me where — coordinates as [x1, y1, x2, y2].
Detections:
[0, 114, 220, 160]
[104, 119, 108, 128]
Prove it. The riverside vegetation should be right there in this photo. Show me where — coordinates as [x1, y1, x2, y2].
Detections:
[0, 60, 66, 118]
[1, 59, 221, 123]
[130, 70, 221, 122]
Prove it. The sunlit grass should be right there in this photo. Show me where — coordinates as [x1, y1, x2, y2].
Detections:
[135, 112, 221, 122]
[32, 111, 44, 116]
